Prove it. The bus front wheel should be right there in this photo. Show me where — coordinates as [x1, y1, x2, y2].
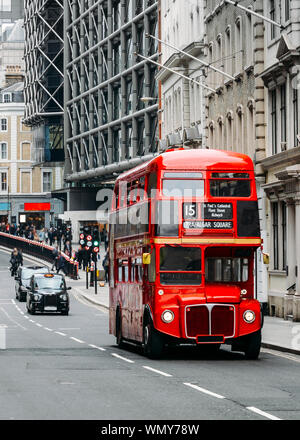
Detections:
[244, 330, 261, 360]
[143, 321, 164, 359]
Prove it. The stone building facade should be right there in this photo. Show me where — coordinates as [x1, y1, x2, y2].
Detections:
[158, 0, 206, 149]
[204, 0, 268, 306]
[260, 0, 300, 320]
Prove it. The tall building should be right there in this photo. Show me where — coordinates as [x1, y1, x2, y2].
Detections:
[260, 0, 300, 321]
[63, 0, 159, 238]
[23, 0, 65, 227]
[158, 0, 205, 149]
[0, 82, 63, 228]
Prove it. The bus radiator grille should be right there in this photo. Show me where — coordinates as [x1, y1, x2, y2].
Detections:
[186, 305, 234, 339]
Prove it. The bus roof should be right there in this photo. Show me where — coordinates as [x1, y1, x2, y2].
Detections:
[116, 149, 254, 183]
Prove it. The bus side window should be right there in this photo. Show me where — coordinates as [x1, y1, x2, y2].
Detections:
[148, 249, 156, 283]
[124, 261, 129, 283]
[118, 260, 123, 283]
[147, 172, 157, 198]
[130, 258, 136, 282]
[137, 265, 143, 283]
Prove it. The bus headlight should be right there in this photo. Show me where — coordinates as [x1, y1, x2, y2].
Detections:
[243, 310, 256, 324]
[158, 289, 164, 296]
[161, 310, 174, 324]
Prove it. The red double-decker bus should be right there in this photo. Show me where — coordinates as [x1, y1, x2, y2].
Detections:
[109, 148, 262, 359]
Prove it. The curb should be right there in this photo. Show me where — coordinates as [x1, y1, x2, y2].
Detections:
[74, 289, 109, 311]
[261, 342, 300, 357]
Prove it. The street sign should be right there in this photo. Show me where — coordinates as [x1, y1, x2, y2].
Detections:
[80, 233, 84, 240]
[87, 241, 92, 247]
[80, 240, 85, 245]
[87, 235, 92, 242]
[93, 247, 99, 253]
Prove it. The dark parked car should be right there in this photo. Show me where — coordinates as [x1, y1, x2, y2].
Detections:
[15, 266, 49, 302]
[27, 273, 71, 315]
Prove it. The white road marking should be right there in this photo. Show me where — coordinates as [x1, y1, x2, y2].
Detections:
[20, 312, 24, 315]
[24, 316, 29, 319]
[262, 348, 300, 363]
[70, 337, 85, 344]
[0, 307, 27, 331]
[246, 406, 282, 421]
[88, 344, 106, 352]
[112, 353, 135, 364]
[29, 320, 35, 323]
[184, 383, 225, 400]
[143, 366, 173, 377]
[55, 331, 67, 336]
[44, 327, 53, 332]
[11, 299, 16, 305]
[35, 323, 42, 327]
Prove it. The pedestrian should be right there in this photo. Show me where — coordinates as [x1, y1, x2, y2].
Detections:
[56, 251, 66, 275]
[102, 250, 109, 283]
[51, 246, 59, 271]
[77, 245, 83, 269]
[9, 248, 20, 277]
[63, 239, 72, 256]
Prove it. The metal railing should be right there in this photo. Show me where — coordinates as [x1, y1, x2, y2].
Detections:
[0, 232, 79, 280]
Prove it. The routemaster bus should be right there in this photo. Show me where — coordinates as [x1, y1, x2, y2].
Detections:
[109, 148, 263, 359]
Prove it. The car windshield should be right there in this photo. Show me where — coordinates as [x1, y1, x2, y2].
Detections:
[36, 276, 65, 290]
[22, 267, 48, 280]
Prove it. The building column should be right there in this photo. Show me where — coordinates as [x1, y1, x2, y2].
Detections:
[293, 197, 300, 321]
[284, 200, 296, 319]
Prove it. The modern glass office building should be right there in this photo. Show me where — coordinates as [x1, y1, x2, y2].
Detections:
[64, 0, 159, 185]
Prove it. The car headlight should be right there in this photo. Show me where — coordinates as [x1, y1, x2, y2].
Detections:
[60, 294, 68, 302]
[33, 294, 41, 301]
[161, 310, 174, 324]
[243, 310, 256, 324]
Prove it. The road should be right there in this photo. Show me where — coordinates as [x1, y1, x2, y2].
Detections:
[0, 249, 300, 421]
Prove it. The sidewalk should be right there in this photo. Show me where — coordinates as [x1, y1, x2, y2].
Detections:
[71, 271, 300, 355]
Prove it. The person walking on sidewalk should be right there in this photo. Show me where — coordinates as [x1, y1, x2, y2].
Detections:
[102, 250, 109, 283]
[51, 246, 59, 271]
[56, 251, 66, 275]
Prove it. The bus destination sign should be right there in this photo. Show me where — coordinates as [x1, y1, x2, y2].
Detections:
[203, 203, 233, 220]
[183, 221, 233, 230]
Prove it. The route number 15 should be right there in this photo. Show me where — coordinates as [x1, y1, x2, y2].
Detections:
[183, 203, 198, 219]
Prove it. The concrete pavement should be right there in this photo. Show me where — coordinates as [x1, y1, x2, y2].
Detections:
[2, 249, 300, 420]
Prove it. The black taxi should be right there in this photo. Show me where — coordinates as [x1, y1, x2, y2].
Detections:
[15, 266, 49, 302]
[26, 273, 71, 315]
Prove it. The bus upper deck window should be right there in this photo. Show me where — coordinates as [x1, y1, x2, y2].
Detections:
[147, 173, 157, 198]
[210, 179, 251, 198]
[162, 173, 204, 198]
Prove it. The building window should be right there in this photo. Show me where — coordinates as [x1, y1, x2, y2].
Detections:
[42, 171, 52, 192]
[0, 142, 7, 160]
[270, 0, 276, 40]
[293, 89, 299, 147]
[0, 171, 7, 191]
[271, 89, 277, 155]
[225, 27, 232, 77]
[0, 118, 7, 131]
[282, 202, 287, 271]
[3, 93, 11, 103]
[0, 0, 11, 12]
[21, 142, 31, 161]
[280, 84, 287, 147]
[235, 17, 242, 74]
[285, 0, 290, 22]
[272, 202, 279, 270]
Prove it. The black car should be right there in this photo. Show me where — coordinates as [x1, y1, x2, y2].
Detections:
[27, 273, 71, 315]
[15, 266, 49, 302]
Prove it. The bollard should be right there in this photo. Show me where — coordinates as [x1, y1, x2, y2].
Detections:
[0, 325, 7, 350]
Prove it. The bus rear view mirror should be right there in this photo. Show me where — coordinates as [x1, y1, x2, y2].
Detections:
[263, 253, 270, 265]
[143, 253, 151, 265]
